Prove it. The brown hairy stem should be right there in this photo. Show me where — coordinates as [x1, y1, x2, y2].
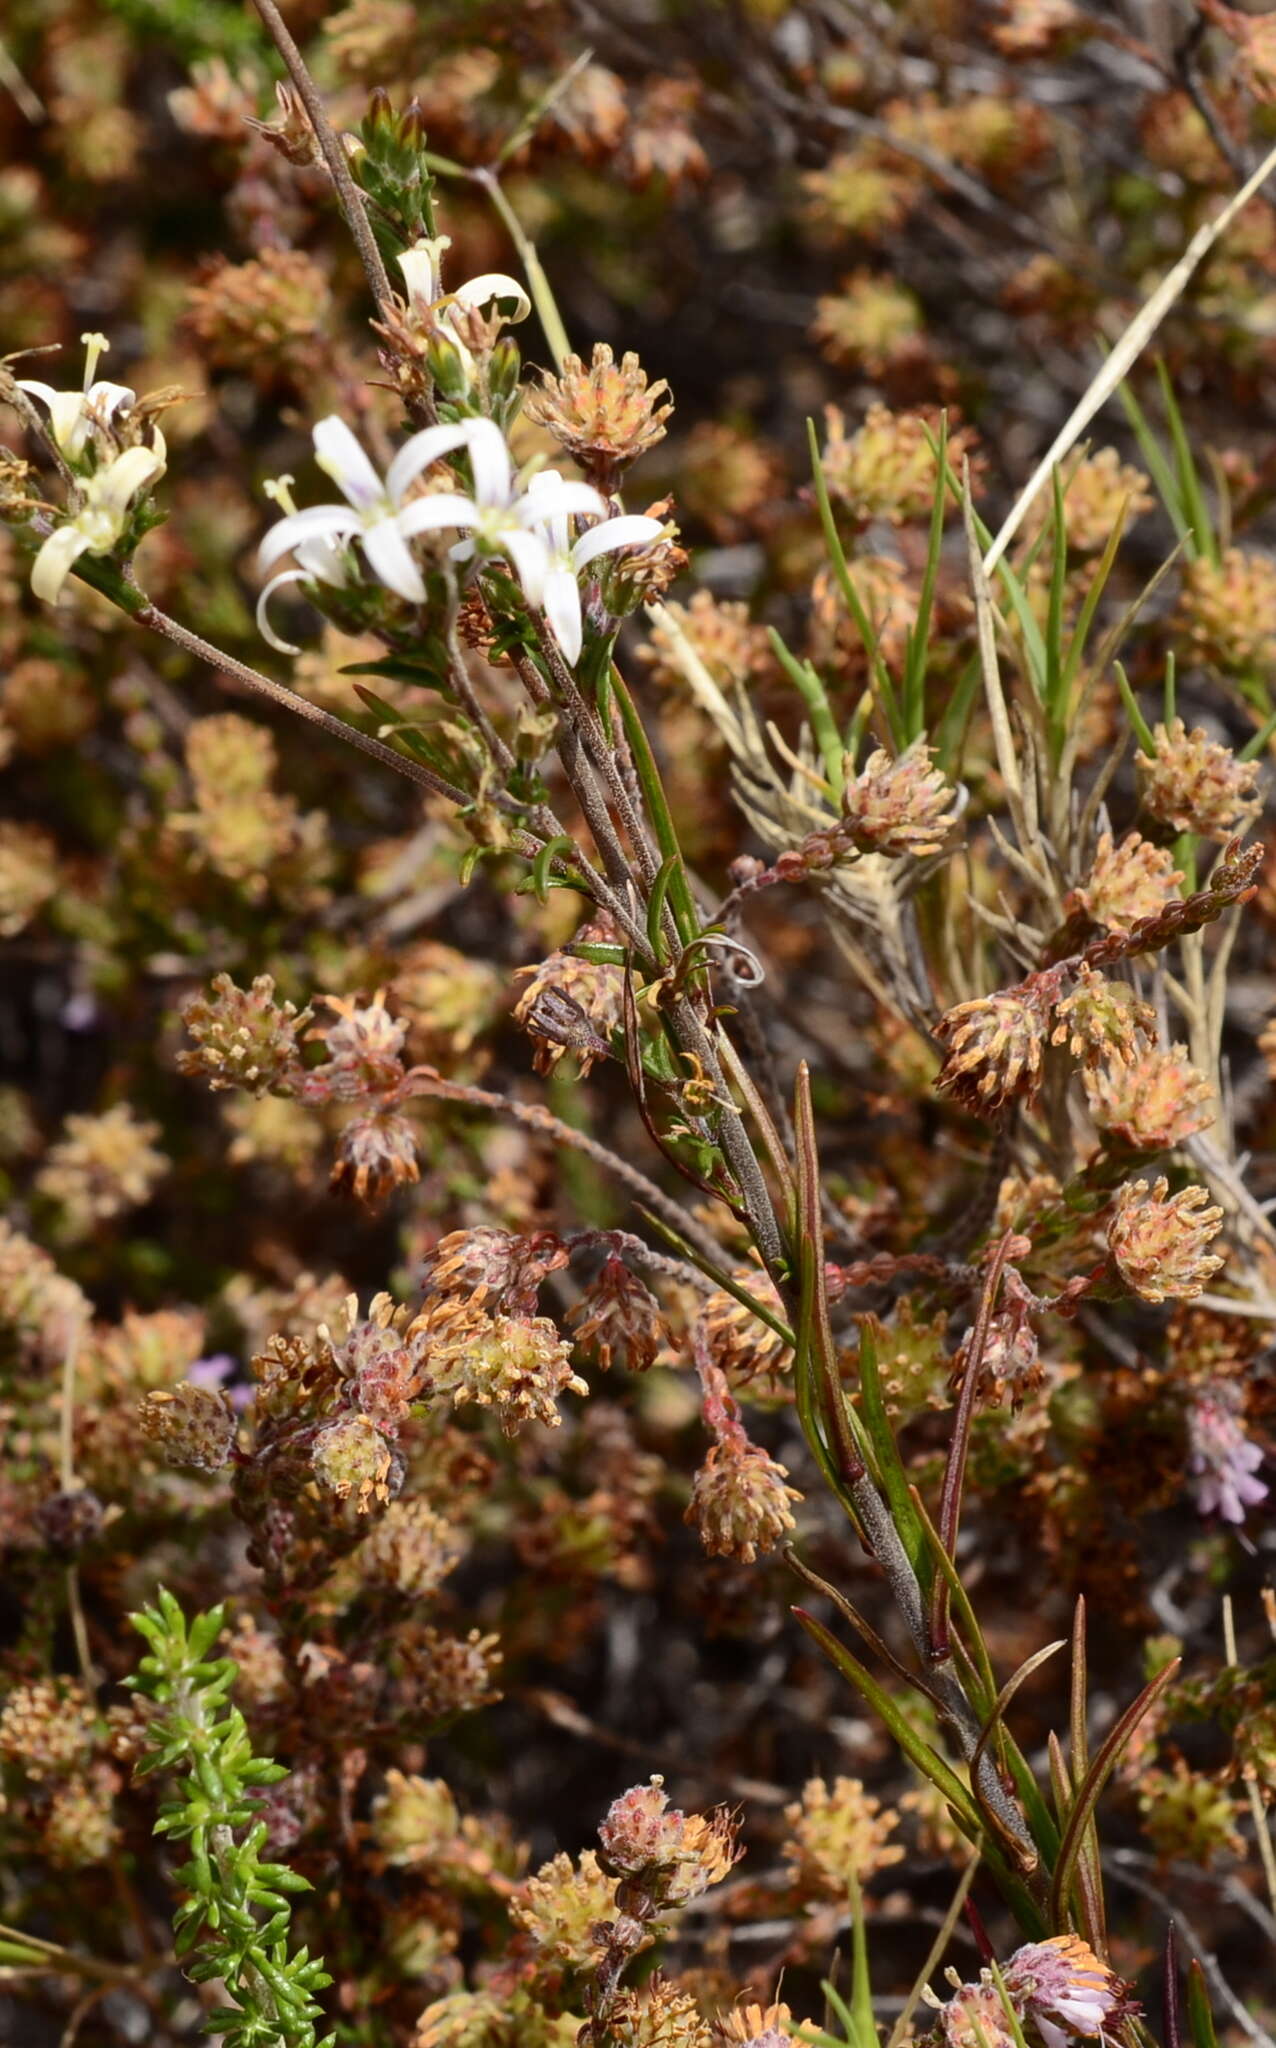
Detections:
[249, 0, 396, 326]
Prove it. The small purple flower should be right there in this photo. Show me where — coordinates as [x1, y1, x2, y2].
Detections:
[188, 1353, 253, 1412]
[1187, 1384, 1267, 1524]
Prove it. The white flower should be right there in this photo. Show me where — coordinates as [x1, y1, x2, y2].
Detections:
[396, 234, 530, 384]
[30, 436, 166, 605]
[255, 473, 355, 655]
[518, 469, 664, 664]
[18, 332, 136, 462]
[257, 414, 657, 665]
[257, 414, 494, 609]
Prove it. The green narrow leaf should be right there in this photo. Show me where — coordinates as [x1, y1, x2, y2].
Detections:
[608, 666, 701, 950]
[1114, 373, 1195, 556]
[1185, 1960, 1219, 2048]
[1112, 661, 1157, 755]
[1044, 465, 1069, 732]
[1049, 1658, 1181, 1927]
[645, 853, 681, 965]
[902, 413, 949, 742]
[1156, 359, 1217, 567]
[807, 417, 902, 743]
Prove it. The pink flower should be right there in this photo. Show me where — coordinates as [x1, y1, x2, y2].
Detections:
[1003, 1934, 1130, 2048]
[1187, 1385, 1268, 1524]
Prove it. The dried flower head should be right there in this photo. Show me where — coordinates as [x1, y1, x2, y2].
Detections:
[1086, 1044, 1214, 1150]
[421, 1227, 569, 1315]
[1136, 718, 1261, 841]
[679, 421, 785, 542]
[934, 985, 1050, 1116]
[178, 971, 312, 1096]
[598, 1775, 742, 1904]
[1072, 832, 1184, 930]
[568, 1257, 667, 1373]
[821, 403, 976, 525]
[1107, 1177, 1226, 1303]
[1186, 1381, 1267, 1524]
[354, 1498, 463, 1597]
[607, 1983, 714, 2048]
[35, 1103, 167, 1232]
[310, 1411, 398, 1509]
[638, 591, 774, 700]
[1050, 966, 1154, 1072]
[186, 248, 331, 382]
[0, 1220, 90, 1367]
[803, 150, 918, 241]
[514, 927, 625, 1077]
[813, 270, 924, 372]
[1138, 1756, 1245, 1865]
[781, 1775, 903, 1898]
[310, 989, 408, 1094]
[511, 1848, 623, 1970]
[686, 1435, 800, 1563]
[1025, 447, 1153, 553]
[373, 1770, 460, 1867]
[694, 1272, 792, 1394]
[138, 1382, 237, 1469]
[0, 820, 59, 936]
[841, 740, 960, 858]
[0, 1679, 95, 1780]
[715, 2004, 794, 2048]
[1176, 545, 1276, 677]
[332, 1109, 421, 1204]
[430, 1310, 587, 1435]
[398, 1627, 503, 1721]
[524, 343, 671, 489]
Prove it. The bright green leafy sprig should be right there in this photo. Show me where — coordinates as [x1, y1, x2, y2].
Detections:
[126, 1589, 334, 2048]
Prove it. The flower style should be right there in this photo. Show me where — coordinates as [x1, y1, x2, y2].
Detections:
[518, 468, 663, 662]
[30, 438, 167, 605]
[18, 332, 136, 462]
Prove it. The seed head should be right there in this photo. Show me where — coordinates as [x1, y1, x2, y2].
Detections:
[686, 1435, 801, 1563]
[430, 1310, 587, 1435]
[1050, 966, 1154, 1072]
[331, 1109, 420, 1204]
[511, 1848, 623, 1970]
[568, 1256, 668, 1373]
[310, 1411, 398, 1509]
[0, 820, 59, 937]
[1136, 717, 1261, 840]
[138, 1382, 237, 1469]
[1107, 1176, 1226, 1303]
[840, 739, 960, 858]
[178, 971, 312, 1096]
[1072, 831, 1183, 930]
[524, 343, 671, 489]
[311, 989, 408, 1094]
[1086, 1043, 1214, 1151]
[782, 1775, 903, 1898]
[934, 986, 1050, 1116]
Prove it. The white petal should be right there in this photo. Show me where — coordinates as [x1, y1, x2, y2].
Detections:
[515, 478, 605, 526]
[87, 380, 137, 421]
[258, 504, 359, 572]
[49, 392, 89, 452]
[30, 525, 94, 605]
[385, 425, 477, 506]
[360, 516, 427, 603]
[572, 513, 664, 572]
[395, 492, 481, 538]
[523, 470, 571, 559]
[294, 533, 350, 586]
[313, 416, 384, 512]
[397, 241, 442, 306]
[542, 564, 584, 664]
[498, 527, 551, 607]
[15, 379, 60, 410]
[255, 568, 313, 654]
[95, 443, 165, 519]
[453, 273, 531, 323]
[463, 418, 514, 509]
